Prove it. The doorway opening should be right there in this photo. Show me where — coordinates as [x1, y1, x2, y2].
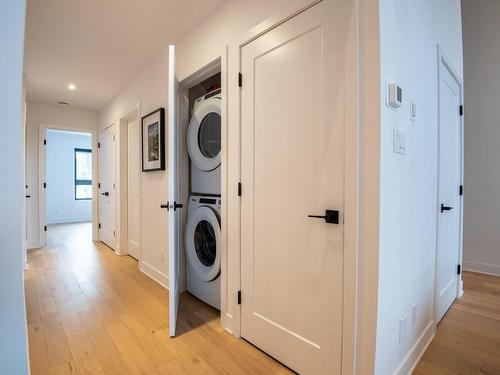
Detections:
[117, 104, 142, 260]
[434, 47, 464, 324]
[38, 125, 98, 247]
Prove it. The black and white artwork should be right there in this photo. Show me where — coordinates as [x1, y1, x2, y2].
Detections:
[142, 108, 165, 171]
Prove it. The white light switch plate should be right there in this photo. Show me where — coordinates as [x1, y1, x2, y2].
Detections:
[393, 128, 406, 155]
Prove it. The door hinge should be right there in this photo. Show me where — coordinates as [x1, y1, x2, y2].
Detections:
[98, 223, 101, 229]
[44, 225, 47, 232]
[112, 135, 115, 141]
[113, 230, 116, 237]
[457, 264, 462, 275]
[459, 185, 464, 196]
[238, 182, 242, 197]
[98, 142, 100, 148]
[98, 182, 101, 189]
[238, 73, 242, 88]
[459, 105, 464, 116]
[237, 290, 241, 305]
[113, 183, 116, 189]
[43, 139, 47, 145]
[43, 182, 47, 188]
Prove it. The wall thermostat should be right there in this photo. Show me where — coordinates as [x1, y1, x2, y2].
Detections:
[388, 83, 403, 109]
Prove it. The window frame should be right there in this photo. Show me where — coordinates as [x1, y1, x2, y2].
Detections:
[74, 147, 92, 201]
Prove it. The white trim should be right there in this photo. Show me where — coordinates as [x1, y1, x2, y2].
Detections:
[139, 261, 168, 289]
[38, 123, 98, 250]
[463, 261, 500, 276]
[26, 240, 42, 250]
[392, 321, 435, 375]
[116, 102, 142, 259]
[229, 1, 359, 372]
[433, 45, 464, 324]
[46, 218, 92, 225]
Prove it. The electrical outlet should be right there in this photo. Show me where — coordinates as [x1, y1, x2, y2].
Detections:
[412, 304, 417, 325]
[399, 313, 408, 344]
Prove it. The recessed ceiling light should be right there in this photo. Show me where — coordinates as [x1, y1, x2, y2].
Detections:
[68, 83, 76, 90]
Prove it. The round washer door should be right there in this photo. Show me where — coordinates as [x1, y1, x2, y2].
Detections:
[185, 206, 220, 282]
[187, 97, 221, 171]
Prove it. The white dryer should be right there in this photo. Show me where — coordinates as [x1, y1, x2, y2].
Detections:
[188, 90, 221, 196]
[185, 195, 221, 309]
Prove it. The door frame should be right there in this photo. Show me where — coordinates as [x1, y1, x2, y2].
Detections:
[228, 0, 359, 372]
[116, 103, 142, 258]
[38, 123, 98, 247]
[433, 46, 465, 324]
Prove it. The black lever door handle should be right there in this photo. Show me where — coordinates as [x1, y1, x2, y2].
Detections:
[160, 202, 183, 211]
[440, 204, 453, 213]
[25, 195, 31, 198]
[308, 209, 339, 224]
[172, 202, 183, 211]
[101, 192, 109, 196]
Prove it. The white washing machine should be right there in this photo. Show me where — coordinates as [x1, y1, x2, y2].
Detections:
[185, 195, 221, 309]
[187, 90, 221, 196]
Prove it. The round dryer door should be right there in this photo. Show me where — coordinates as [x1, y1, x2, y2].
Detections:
[187, 97, 221, 171]
[185, 206, 221, 281]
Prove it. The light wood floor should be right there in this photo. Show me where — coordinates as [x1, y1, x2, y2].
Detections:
[25, 222, 289, 374]
[26, 223, 500, 374]
[414, 271, 500, 374]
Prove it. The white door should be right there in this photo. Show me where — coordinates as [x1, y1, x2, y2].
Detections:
[436, 58, 462, 323]
[241, 2, 346, 374]
[127, 119, 141, 259]
[168, 44, 181, 337]
[98, 125, 116, 249]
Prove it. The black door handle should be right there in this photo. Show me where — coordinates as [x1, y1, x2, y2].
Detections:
[25, 195, 31, 198]
[440, 204, 453, 213]
[101, 192, 109, 196]
[308, 209, 339, 224]
[160, 201, 183, 211]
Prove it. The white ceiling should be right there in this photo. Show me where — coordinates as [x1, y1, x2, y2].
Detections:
[24, 0, 227, 110]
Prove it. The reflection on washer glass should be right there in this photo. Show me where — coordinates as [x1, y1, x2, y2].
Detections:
[198, 112, 221, 158]
[194, 220, 217, 267]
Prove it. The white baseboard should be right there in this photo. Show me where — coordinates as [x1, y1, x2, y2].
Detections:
[463, 260, 500, 276]
[139, 261, 168, 289]
[392, 321, 435, 375]
[26, 240, 42, 249]
[46, 218, 92, 225]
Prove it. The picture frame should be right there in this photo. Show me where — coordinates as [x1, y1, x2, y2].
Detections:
[141, 107, 165, 171]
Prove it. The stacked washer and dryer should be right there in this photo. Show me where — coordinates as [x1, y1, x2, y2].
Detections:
[185, 89, 222, 309]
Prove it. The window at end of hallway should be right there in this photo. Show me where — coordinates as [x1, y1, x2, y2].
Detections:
[75, 148, 92, 200]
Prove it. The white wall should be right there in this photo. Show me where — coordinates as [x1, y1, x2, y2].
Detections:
[375, 1, 463, 374]
[0, 0, 29, 373]
[462, 0, 500, 276]
[100, 54, 169, 284]
[45, 130, 92, 224]
[25, 102, 99, 247]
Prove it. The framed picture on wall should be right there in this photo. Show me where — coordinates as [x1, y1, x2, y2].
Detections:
[142, 108, 165, 171]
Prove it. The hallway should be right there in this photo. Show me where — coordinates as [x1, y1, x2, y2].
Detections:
[25, 223, 289, 374]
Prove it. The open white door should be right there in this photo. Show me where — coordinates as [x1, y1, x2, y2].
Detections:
[98, 125, 116, 249]
[168, 44, 181, 337]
